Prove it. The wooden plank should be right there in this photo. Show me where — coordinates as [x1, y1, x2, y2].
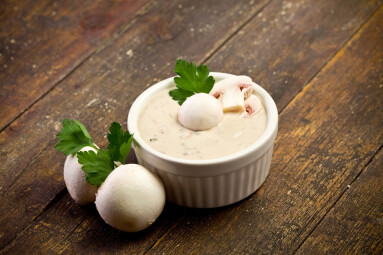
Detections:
[1, 0, 381, 252]
[296, 148, 383, 254]
[0, 0, 150, 131]
[207, 0, 383, 111]
[0, 0, 271, 251]
[1, 192, 188, 254]
[145, 4, 383, 255]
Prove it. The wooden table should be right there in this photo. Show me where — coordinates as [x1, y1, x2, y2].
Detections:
[1, 0, 382, 254]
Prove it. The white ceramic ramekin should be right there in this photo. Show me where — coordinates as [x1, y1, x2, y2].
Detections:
[128, 72, 278, 208]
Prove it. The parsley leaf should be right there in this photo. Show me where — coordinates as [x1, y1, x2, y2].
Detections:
[169, 59, 215, 105]
[55, 119, 96, 156]
[55, 120, 134, 187]
[106, 122, 133, 164]
[77, 149, 114, 187]
[74, 120, 92, 140]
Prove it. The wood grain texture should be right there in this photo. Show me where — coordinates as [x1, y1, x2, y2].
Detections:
[207, 0, 383, 111]
[146, 4, 383, 255]
[0, 0, 150, 131]
[0, 0, 382, 253]
[1, 192, 188, 255]
[296, 148, 383, 254]
[0, 0, 271, 251]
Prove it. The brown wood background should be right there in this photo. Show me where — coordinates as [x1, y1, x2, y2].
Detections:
[0, 0, 382, 254]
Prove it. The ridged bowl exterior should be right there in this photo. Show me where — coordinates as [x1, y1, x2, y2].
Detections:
[136, 145, 274, 208]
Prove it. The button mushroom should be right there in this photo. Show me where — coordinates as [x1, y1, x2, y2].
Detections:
[95, 164, 166, 232]
[64, 146, 98, 205]
[210, 75, 253, 112]
[178, 93, 223, 131]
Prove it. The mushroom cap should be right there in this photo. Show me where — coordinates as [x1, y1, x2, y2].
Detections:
[178, 93, 223, 131]
[64, 146, 98, 205]
[95, 164, 166, 232]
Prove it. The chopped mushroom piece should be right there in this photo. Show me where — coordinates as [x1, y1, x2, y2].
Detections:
[210, 75, 253, 112]
[244, 94, 262, 117]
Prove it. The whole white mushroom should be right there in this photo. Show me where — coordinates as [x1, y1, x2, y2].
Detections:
[95, 164, 166, 232]
[64, 146, 98, 205]
[178, 93, 223, 131]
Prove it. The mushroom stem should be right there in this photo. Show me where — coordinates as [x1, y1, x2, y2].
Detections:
[220, 86, 245, 112]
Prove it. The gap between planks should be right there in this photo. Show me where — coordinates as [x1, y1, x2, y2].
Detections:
[0, 0, 275, 251]
[293, 142, 383, 254]
[285, 4, 383, 253]
[143, 3, 383, 254]
[3, 0, 382, 252]
[200, 0, 274, 65]
[2, 0, 273, 195]
[278, 2, 383, 116]
[0, 0, 157, 134]
[0, 188, 68, 253]
[0, 0, 156, 250]
[2, 0, 157, 200]
[139, 1, 276, 252]
[142, 215, 188, 255]
[4, 140, 54, 194]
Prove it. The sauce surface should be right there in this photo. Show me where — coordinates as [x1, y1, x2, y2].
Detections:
[138, 88, 267, 160]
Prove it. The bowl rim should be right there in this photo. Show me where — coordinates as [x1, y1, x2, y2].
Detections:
[127, 72, 278, 167]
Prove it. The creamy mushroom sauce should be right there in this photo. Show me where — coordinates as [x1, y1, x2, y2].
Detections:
[138, 88, 267, 160]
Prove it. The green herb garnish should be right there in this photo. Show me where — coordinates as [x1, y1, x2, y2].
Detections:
[55, 119, 133, 187]
[77, 149, 114, 187]
[169, 59, 215, 105]
[106, 122, 133, 164]
[54, 119, 97, 156]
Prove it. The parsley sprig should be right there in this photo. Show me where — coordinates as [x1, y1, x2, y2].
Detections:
[55, 119, 97, 155]
[169, 59, 215, 105]
[106, 122, 133, 164]
[77, 149, 114, 187]
[55, 119, 133, 187]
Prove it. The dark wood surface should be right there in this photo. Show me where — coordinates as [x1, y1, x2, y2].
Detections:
[1, 0, 382, 254]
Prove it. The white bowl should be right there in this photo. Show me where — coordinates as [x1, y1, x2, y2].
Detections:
[128, 72, 278, 208]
